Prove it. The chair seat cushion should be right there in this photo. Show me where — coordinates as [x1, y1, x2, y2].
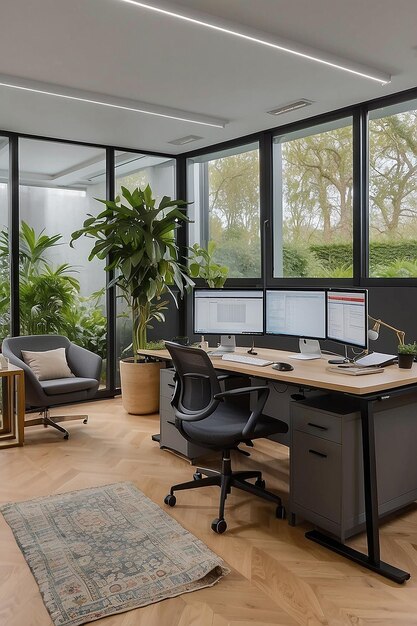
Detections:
[40, 377, 98, 396]
[181, 401, 288, 448]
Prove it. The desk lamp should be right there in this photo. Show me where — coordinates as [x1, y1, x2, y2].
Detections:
[368, 315, 405, 346]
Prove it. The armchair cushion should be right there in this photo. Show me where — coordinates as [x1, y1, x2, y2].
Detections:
[21, 347, 74, 381]
[40, 377, 98, 395]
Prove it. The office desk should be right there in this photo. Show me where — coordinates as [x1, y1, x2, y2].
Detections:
[139, 346, 417, 583]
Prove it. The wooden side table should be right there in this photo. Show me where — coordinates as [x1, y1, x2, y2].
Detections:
[0, 364, 25, 448]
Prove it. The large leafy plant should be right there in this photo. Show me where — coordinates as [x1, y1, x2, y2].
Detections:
[71, 185, 193, 358]
[0, 222, 107, 359]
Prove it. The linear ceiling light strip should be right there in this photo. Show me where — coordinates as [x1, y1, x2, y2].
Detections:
[119, 0, 391, 85]
[0, 79, 226, 128]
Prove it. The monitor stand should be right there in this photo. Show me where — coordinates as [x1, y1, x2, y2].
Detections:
[290, 338, 322, 360]
[208, 335, 236, 356]
[218, 335, 236, 353]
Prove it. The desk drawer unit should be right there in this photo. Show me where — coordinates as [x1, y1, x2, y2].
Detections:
[290, 393, 417, 541]
[292, 430, 341, 523]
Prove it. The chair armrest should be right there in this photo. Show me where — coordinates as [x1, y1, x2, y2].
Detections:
[215, 385, 270, 439]
[214, 385, 267, 399]
[67, 343, 102, 380]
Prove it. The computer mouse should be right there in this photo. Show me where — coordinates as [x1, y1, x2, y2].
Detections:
[272, 362, 294, 372]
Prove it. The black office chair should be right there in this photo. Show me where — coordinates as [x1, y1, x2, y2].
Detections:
[163, 342, 288, 533]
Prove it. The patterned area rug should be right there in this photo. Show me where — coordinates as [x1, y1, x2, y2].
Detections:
[1, 482, 229, 626]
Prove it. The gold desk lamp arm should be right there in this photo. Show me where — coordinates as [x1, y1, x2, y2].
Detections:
[368, 315, 406, 346]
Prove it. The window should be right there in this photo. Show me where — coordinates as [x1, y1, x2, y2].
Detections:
[114, 152, 176, 378]
[369, 101, 417, 277]
[188, 143, 261, 278]
[273, 118, 353, 278]
[18, 139, 107, 386]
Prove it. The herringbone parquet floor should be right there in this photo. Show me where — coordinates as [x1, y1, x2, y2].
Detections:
[1, 398, 417, 626]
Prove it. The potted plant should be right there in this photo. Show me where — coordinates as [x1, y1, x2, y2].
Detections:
[397, 342, 417, 369]
[71, 185, 193, 414]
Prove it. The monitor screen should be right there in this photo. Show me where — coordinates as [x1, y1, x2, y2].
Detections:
[265, 289, 326, 339]
[326, 289, 368, 348]
[193, 289, 264, 335]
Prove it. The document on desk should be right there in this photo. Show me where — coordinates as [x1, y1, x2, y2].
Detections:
[327, 366, 384, 376]
[354, 352, 397, 367]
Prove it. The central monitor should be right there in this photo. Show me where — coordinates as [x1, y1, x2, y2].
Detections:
[265, 289, 326, 339]
[193, 289, 264, 336]
[326, 289, 368, 349]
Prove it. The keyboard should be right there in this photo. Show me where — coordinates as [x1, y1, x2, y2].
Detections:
[221, 354, 274, 367]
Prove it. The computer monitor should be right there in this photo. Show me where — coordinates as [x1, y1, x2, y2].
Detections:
[265, 289, 326, 339]
[326, 289, 368, 349]
[193, 289, 264, 336]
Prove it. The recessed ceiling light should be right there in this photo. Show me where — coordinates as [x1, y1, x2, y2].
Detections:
[118, 0, 391, 85]
[0, 74, 227, 129]
[168, 135, 203, 145]
[267, 99, 313, 116]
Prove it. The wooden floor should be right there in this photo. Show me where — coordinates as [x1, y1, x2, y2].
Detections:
[2, 399, 417, 626]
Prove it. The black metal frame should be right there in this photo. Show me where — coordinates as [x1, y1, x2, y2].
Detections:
[2, 132, 178, 398]
[182, 85, 417, 291]
[3, 84, 417, 394]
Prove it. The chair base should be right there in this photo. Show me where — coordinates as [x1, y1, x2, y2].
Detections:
[164, 451, 285, 533]
[25, 408, 88, 440]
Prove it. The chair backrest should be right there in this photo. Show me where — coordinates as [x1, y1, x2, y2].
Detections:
[2, 335, 70, 360]
[165, 342, 221, 421]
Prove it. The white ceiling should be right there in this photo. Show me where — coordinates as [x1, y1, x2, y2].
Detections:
[0, 0, 416, 155]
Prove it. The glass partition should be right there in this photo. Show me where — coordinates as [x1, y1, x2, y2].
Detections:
[18, 139, 108, 386]
[114, 151, 176, 382]
[0, 137, 9, 431]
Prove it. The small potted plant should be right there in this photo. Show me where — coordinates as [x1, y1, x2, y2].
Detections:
[397, 342, 417, 369]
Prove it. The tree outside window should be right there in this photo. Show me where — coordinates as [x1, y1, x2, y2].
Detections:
[188, 144, 261, 278]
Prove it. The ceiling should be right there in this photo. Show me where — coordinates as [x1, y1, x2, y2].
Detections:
[0, 0, 416, 155]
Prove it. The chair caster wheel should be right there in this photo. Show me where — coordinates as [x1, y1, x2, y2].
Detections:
[164, 494, 176, 507]
[193, 472, 202, 481]
[255, 478, 265, 489]
[83, 418, 88, 424]
[64, 433, 69, 440]
[276, 505, 286, 520]
[211, 518, 227, 534]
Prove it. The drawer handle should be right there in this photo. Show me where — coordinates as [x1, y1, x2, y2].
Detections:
[307, 422, 328, 431]
[308, 449, 327, 459]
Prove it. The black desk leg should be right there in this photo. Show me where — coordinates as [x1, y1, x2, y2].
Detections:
[306, 398, 410, 584]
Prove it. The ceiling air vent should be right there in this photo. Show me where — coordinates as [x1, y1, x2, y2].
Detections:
[168, 135, 203, 146]
[267, 99, 313, 116]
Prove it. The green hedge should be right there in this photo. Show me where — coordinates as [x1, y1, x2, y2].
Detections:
[310, 241, 417, 271]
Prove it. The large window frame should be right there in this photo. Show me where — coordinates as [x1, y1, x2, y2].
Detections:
[183, 87, 417, 290]
[1, 131, 177, 397]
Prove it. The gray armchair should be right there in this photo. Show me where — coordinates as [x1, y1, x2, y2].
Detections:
[2, 335, 102, 439]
